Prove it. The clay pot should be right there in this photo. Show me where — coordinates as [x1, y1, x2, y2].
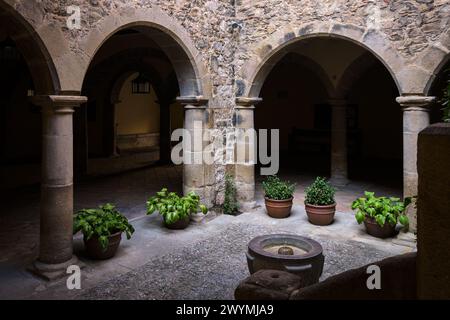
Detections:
[364, 217, 396, 238]
[165, 215, 190, 230]
[305, 203, 336, 226]
[265, 197, 293, 219]
[84, 231, 122, 260]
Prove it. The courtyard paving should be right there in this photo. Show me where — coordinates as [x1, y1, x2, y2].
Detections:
[0, 165, 411, 300]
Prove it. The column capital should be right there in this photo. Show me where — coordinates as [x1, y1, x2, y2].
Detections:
[396, 95, 436, 110]
[31, 95, 88, 113]
[236, 97, 262, 108]
[176, 95, 208, 107]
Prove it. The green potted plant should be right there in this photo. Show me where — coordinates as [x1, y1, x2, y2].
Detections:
[146, 188, 208, 230]
[262, 175, 296, 218]
[304, 177, 336, 225]
[73, 203, 135, 259]
[352, 191, 411, 238]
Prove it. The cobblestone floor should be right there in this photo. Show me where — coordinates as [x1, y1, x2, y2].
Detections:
[81, 223, 403, 300]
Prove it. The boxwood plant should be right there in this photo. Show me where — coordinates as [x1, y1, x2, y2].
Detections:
[73, 203, 135, 250]
[146, 188, 208, 225]
[223, 173, 239, 215]
[305, 177, 335, 206]
[262, 175, 296, 200]
[352, 191, 411, 228]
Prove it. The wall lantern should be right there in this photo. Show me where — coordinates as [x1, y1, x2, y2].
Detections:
[131, 72, 151, 94]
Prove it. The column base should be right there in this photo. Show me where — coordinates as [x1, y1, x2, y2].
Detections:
[392, 232, 417, 249]
[28, 255, 83, 281]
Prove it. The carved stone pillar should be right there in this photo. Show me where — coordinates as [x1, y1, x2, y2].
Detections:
[177, 96, 213, 207]
[396, 95, 435, 237]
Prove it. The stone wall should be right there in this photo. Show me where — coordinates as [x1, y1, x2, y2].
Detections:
[3, 0, 450, 206]
[237, 0, 450, 58]
[8, 0, 450, 95]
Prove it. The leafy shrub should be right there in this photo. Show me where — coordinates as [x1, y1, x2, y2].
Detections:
[146, 188, 208, 225]
[439, 69, 450, 122]
[305, 177, 335, 206]
[224, 173, 239, 215]
[352, 191, 411, 227]
[73, 203, 135, 250]
[262, 175, 295, 200]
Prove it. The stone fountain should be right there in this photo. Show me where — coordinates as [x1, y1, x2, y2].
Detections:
[246, 234, 324, 286]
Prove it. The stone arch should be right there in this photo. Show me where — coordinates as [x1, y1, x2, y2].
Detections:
[75, 6, 209, 97]
[240, 22, 406, 98]
[82, 49, 169, 158]
[0, 0, 59, 94]
[83, 49, 166, 104]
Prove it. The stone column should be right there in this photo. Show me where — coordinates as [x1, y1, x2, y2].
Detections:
[158, 98, 172, 164]
[31, 95, 87, 280]
[235, 97, 261, 211]
[396, 95, 435, 235]
[177, 96, 213, 207]
[329, 99, 349, 187]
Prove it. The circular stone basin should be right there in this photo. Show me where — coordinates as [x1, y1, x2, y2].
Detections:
[246, 234, 324, 286]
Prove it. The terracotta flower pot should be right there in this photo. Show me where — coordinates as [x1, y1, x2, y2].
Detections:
[265, 197, 293, 219]
[305, 203, 336, 226]
[84, 231, 122, 260]
[165, 215, 190, 230]
[363, 217, 396, 238]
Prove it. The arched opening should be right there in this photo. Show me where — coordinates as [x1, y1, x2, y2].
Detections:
[0, 37, 40, 188]
[256, 52, 332, 176]
[253, 37, 402, 210]
[0, 3, 58, 189]
[345, 57, 402, 185]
